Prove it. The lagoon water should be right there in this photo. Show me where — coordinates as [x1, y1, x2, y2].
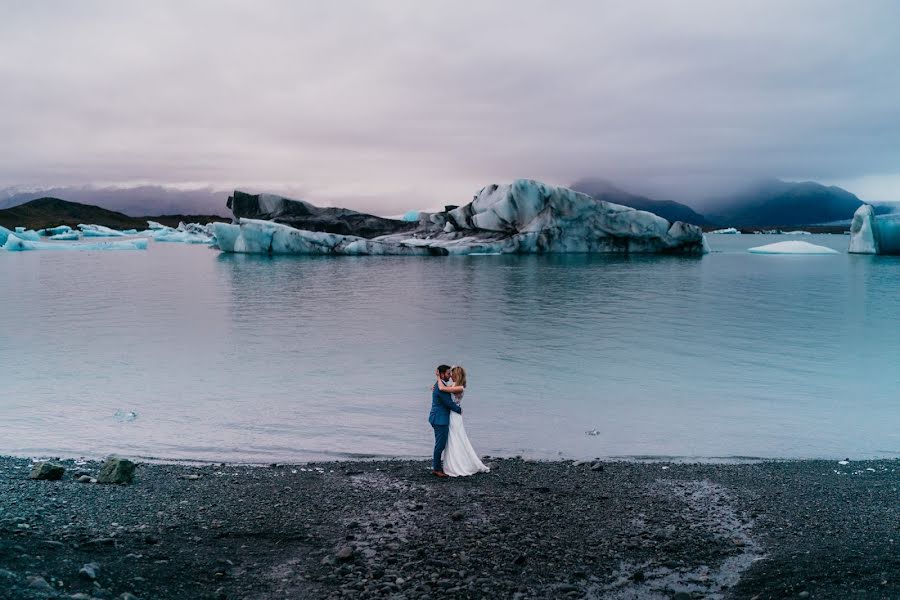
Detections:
[1, 233, 898, 463]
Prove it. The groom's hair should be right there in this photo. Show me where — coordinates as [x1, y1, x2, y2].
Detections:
[437, 364, 451, 375]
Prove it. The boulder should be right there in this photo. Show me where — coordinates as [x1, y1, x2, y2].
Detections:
[97, 457, 136, 485]
[29, 462, 65, 480]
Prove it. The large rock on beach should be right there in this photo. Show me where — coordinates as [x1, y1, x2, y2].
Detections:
[215, 180, 708, 256]
[97, 457, 136, 485]
[29, 461, 65, 480]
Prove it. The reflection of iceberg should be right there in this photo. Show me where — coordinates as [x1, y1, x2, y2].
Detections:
[2, 234, 148, 251]
[79, 224, 127, 237]
[748, 241, 838, 255]
[217, 180, 707, 256]
[848, 204, 900, 255]
[710, 227, 740, 234]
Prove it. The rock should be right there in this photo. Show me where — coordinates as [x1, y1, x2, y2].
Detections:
[27, 575, 54, 591]
[0, 569, 17, 580]
[182, 474, 201, 480]
[119, 593, 141, 600]
[673, 593, 692, 600]
[336, 546, 355, 561]
[30, 462, 65, 480]
[97, 457, 136, 485]
[798, 593, 810, 599]
[631, 571, 645, 582]
[216, 180, 707, 256]
[590, 462, 603, 471]
[79, 561, 100, 580]
[513, 555, 527, 565]
[76, 475, 93, 483]
[450, 511, 464, 521]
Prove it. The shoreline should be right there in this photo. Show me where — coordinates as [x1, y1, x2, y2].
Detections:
[1, 455, 897, 599]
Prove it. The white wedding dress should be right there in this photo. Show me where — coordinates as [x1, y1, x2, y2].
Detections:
[442, 390, 490, 477]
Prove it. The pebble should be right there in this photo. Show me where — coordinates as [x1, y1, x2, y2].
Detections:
[79, 561, 100, 580]
[451, 511, 464, 521]
[76, 475, 93, 483]
[27, 575, 53, 591]
[336, 546, 355, 561]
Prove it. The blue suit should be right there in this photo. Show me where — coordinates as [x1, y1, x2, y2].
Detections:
[429, 380, 462, 471]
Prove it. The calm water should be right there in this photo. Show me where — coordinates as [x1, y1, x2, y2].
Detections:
[2, 234, 898, 463]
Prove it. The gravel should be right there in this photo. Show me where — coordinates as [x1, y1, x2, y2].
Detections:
[0, 455, 896, 599]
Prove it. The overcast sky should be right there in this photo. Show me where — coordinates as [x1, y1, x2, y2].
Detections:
[1, 1, 899, 213]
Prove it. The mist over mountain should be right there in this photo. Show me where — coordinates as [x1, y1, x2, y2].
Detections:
[701, 179, 864, 227]
[0, 185, 231, 217]
[569, 179, 710, 226]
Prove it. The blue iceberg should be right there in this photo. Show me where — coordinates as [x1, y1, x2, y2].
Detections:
[848, 205, 900, 255]
[2, 234, 148, 251]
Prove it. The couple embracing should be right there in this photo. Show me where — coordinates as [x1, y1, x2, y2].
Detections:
[428, 364, 490, 478]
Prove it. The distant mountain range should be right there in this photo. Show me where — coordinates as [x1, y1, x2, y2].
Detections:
[0, 179, 894, 231]
[572, 177, 897, 228]
[569, 179, 710, 226]
[0, 197, 225, 230]
[0, 185, 231, 217]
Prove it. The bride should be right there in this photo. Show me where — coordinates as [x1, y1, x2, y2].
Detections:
[436, 366, 490, 477]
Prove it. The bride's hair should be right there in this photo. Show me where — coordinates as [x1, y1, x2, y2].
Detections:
[451, 366, 467, 388]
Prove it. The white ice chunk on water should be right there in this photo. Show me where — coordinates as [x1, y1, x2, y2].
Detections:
[2, 234, 148, 251]
[50, 232, 81, 240]
[710, 227, 740, 234]
[113, 409, 138, 422]
[79, 224, 127, 237]
[848, 204, 900, 255]
[748, 241, 839, 254]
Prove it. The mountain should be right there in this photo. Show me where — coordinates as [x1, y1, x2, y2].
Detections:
[569, 179, 710, 226]
[0, 185, 231, 217]
[703, 179, 864, 227]
[0, 197, 224, 230]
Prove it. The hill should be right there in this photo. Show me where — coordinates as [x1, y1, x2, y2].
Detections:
[704, 179, 864, 227]
[0, 197, 225, 231]
[569, 179, 710, 226]
[0, 185, 231, 217]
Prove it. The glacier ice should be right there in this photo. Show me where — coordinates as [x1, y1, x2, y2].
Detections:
[848, 204, 900, 255]
[38, 225, 73, 236]
[748, 241, 839, 255]
[2, 234, 148, 251]
[79, 224, 127, 237]
[710, 227, 740, 234]
[217, 180, 707, 256]
[49, 232, 81, 241]
[11, 228, 41, 241]
[141, 221, 215, 244]
[402, 210, 421, 222]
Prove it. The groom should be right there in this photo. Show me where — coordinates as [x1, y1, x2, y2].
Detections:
[429, 364, 462, 478]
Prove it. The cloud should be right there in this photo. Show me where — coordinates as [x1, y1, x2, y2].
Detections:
[1, 0, 899, 213]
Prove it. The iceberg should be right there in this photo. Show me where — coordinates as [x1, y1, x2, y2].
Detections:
[49, 232, 81, 241]
[11, 227, 41, 241]
[2, 234, 148, 251]
[78, 224, 127, 237]
[141, 221, 215, 244]
[218, 180, 707, 256]
[848, 204, 900, 255]
[748, 241, 839, 254]
[38, 225, 73, 236]
[710, 227, 740, 234]
[401, 210, 422, 222]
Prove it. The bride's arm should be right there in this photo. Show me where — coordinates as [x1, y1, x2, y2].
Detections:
[437, 379, 465, 393]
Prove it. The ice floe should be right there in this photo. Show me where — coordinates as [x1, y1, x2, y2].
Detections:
[748, 241, 839, 255]
[710, 227, 740, 234]
[2, 235, 148, 251]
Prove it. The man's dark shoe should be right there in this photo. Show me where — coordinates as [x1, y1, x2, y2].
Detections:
[432, 470, 448, 478]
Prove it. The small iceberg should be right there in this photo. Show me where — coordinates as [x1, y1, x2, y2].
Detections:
[710, 227, 740, 234]
[401, 210, 422, 222]
[38, 225, 73, 236]
[141, 221, 215, 244]
[79, 224, 128, 237]
[113, 409, 138, 422]
[12, 227, 41, 241]
[49, 232, 81, 241]
[2, 235, 148, 251]
[748, 241, 839, 255]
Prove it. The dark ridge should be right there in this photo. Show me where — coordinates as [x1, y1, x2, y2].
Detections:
[570, 178, 710, 226]
[0, 197, 225, 230]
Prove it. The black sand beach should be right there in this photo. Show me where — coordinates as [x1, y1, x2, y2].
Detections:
[0, 455, 896, 600]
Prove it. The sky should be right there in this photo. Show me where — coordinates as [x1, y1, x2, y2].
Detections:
[1, 1, 899, 214]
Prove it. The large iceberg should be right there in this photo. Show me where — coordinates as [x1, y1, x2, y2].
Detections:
[848, 204, 900, 255]
[748, 241, 838, 255]
[2, 235, 148, 251]
[217, 180, 708, 256]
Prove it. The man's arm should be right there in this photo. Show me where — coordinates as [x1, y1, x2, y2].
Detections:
[437, 390, 462, 414]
